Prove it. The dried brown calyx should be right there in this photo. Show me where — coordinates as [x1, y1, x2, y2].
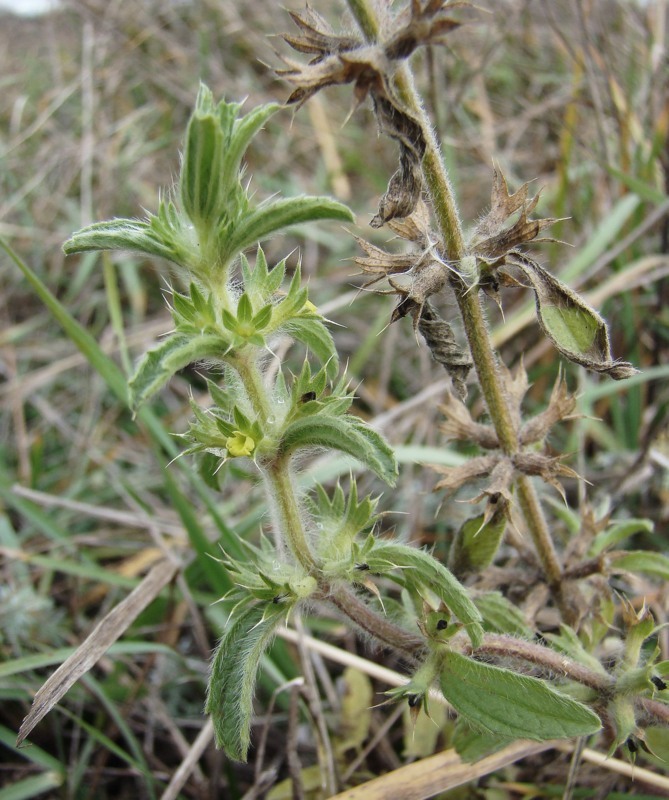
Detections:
[433, 364, 581, 504]
[468, 169, 637, 380]
[354, 202, 473, 398]
[280, 2, 471, 226]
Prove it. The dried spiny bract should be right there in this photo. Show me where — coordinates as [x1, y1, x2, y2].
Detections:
[438, 392, 498, 449]
[432, 448, 579, 505]
[386, 0, 469, 60]
[468, 169, 637, 380]
[387, 198, 431, 244]
[283, 7, 360, 61]
[277, 46, 385, 109]
[469, 169, 559, 264]
[520, 372, 578, 446]
[511, 452, 580, 504]
[431, 454, 499, 494]
[498, 359, 530, 433]
[281, 3, 468, 226]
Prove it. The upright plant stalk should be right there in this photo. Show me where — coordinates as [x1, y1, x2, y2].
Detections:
[345, 0, 564, 596]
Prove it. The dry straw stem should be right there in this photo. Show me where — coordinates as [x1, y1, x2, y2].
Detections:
[345, 0, 564, 596]
[17, 558, 179, 746]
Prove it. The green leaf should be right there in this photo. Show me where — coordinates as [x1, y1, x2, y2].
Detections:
[237, 293, 253, 323]
[206, 603, 288, 761]
[452, 720, 513, 763]
[252, 304, 273, 330]
[180, 93, 224, 226]
[588, 519, 654, 557]
[280, 416, 397, 485]
[225, 196, 354, 262]
[439, 651, 602, 740]
[129, 332, 229, 410]
[448, 511, 507, 575]
[222, 102, 281, 193]
[282, 318, 338, 379]
[474, 592, 534, 638]
[364, 542, 483, 647]
[608, 550, 669, 581]
[514, 257, 637, 380]
[63, 218, 182, 266]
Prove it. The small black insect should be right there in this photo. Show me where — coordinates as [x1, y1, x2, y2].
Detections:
[436, 618, 448, 631]
[407, 694, 421, 708]
[300, 391, 317, 403]
[651, 675, 667, 691]
[355, 562, 370, 571]
[626, 736, 638, 754]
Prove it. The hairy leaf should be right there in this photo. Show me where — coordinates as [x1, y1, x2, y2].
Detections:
[280, 416, 397, 485]
[206, 603, 288, 761]
[282, 317, 338, 379]
[364, 542, 483, 647]
[222, 102, 281, 194]
[225, 196, 354, 263]
[129, 332, 229, 410]
[180, 95, 224, 226]
[452, 720, 513, 763]
[440, 651, 602, 740]
[63, 218, 187, 266]
[514, 257, 637, 380]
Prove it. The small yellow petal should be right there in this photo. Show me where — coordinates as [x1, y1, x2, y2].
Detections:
[225, 431, 255, 457]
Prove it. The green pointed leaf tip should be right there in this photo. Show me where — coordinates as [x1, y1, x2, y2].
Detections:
[206, 603, 288, 760]
[440, 651, 602, 741]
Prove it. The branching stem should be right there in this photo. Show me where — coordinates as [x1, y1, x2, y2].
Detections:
[345, 0, 565, 602]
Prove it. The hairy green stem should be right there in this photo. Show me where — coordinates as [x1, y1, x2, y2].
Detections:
[228, 352, 272, 420]
[345, 0, 565, 598]
[264, 458, 317, 572]
[327, 582, 424, 657]
[228, 354, 317, 571]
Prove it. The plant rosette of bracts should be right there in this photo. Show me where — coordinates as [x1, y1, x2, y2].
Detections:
[16, 0, 668, 775]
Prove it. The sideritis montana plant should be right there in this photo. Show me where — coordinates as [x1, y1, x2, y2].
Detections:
[15, 0, 669, 793]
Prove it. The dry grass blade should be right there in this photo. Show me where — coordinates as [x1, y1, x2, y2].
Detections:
[160, 719, 214, 800]
[16, 558, 179, 746]
[329, 740, 557, 800]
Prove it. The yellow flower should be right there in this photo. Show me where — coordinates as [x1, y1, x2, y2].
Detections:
[225, 431, 255, 458]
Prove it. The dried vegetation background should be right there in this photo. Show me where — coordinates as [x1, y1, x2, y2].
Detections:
[1, 0, 668, 797]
